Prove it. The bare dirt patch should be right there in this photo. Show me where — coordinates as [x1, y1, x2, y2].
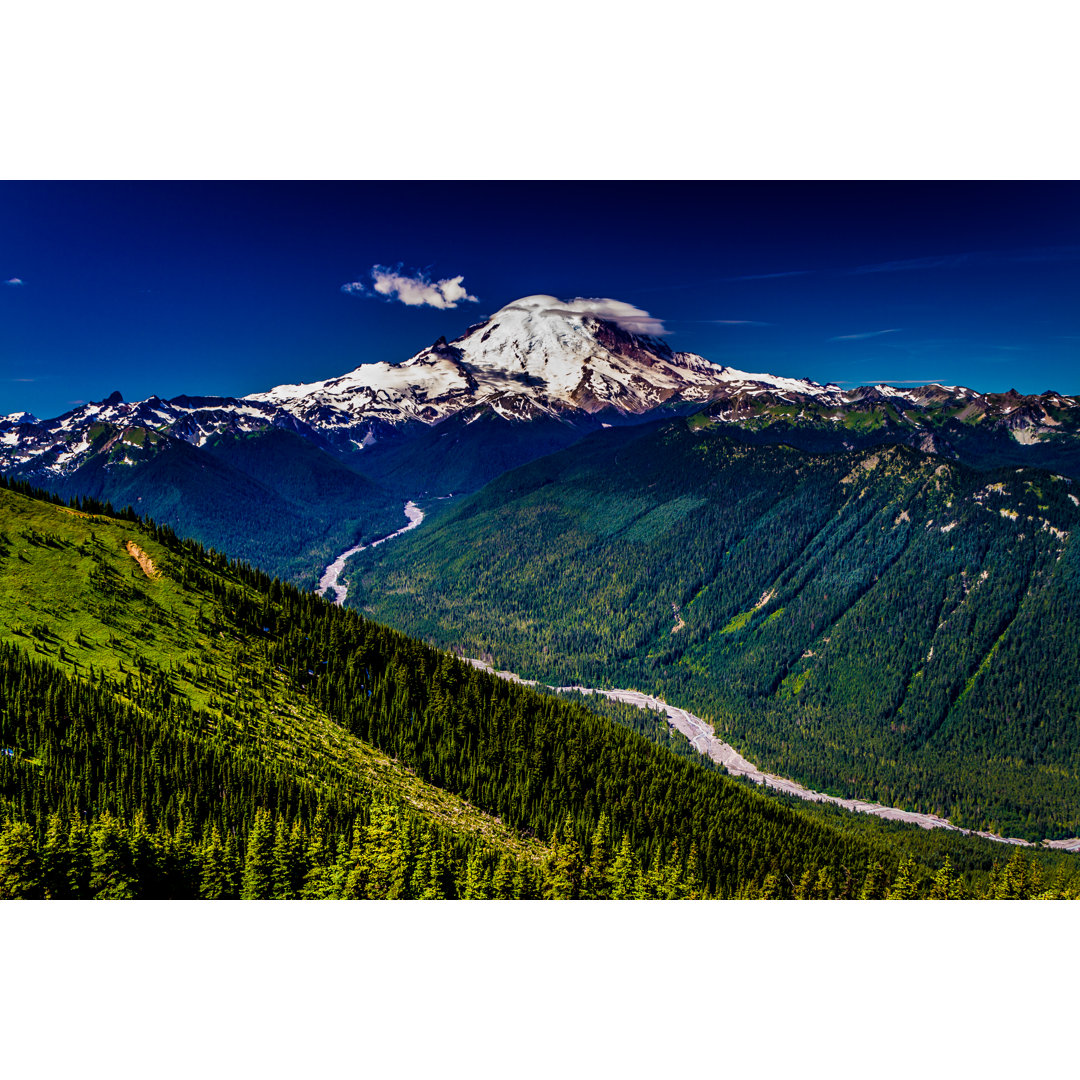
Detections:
[126, 540, 160, 579]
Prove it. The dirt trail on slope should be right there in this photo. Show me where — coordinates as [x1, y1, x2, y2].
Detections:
[126, 541, 160, 579]
[464, 657, 1078, 851]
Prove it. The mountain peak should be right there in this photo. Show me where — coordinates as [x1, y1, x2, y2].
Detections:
[241, 293, 744, 437]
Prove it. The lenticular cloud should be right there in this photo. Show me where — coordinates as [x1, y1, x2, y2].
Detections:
[540, 297, 668, 336]
[342, 266, 478, 309]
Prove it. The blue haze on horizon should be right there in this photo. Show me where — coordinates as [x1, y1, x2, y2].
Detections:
[2, 180, 1078, 420]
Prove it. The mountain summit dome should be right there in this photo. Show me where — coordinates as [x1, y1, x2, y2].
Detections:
[246, 293, 800, 437]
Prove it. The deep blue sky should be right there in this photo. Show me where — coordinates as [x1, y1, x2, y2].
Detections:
[2, 181, 1078, 420]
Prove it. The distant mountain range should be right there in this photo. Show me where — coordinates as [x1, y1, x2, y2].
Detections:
[2, 293, 1079, 586]
[5, 293, 1079, 484]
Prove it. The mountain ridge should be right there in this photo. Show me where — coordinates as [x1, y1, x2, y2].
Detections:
[6, 293, 1078, 484]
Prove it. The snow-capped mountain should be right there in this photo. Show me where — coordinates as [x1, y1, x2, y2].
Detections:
[2, 293, 1079, 482]
[246, 294, 837, 442]
[0, 389, 325, 479]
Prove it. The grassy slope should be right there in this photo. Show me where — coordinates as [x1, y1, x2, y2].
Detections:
[0, 486, 542, 859]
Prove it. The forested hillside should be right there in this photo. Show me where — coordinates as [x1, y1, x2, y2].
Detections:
[34, 428, 405, 588]
[348, 417, 1080, 841]
[4, 478, 1071, 898]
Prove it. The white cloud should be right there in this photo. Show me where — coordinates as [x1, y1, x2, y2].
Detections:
[830, 329, 901, 341]
[342, 265, 477, 309]
[4, 278, 24, 286]
[529, 297, 669, 335]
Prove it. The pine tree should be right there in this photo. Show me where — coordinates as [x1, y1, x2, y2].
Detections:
[995, 849, 1031, 900]
[0, 821, 44, 899]
[544, 817, 584, 900]
[658, 842, 689, 900]
[67, 819, 92, 899]
[386, 815, 413, 900]
[512, 858, 540, 901]
[685, 845, 706, 900]
[795, 866, 817, 899]
[929, 856, 963, 900]
[415, 830, 450, 900]
[240, 809, 275, 900]
[172, 815, 200, 899]
[341, 821, 369, 899]
[463, 848, 492, 900]
[583, 812, 612, 900]
[41, 813, 72, 900]
[757, 870, 783, 899]
[638, 847, 665, 900]
[492, 855, 516, 900]
[272, 817, 303, 900]
[887, 856, 919, 899]
[363, 803, 400, 899]
[811, 866, 836, 900]
[300, 831, 334, 899]
[128, 813, 156, 900]
[90, 815, 137, 899]
[611, 834, 641, 900]
[859, 860, 889, 900]
[222, 832, 241, 899]
[200, 825, 232, 899]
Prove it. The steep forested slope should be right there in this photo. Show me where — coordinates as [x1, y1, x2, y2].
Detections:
[349, 418, 1080, 840]
[5, 479, 1067, 898]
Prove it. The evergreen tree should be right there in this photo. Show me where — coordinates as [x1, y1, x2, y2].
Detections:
[90, 815, 138, 899]
[41, 813, 72, 900]
[341, 821, 369, 900]
[611, 835, 641, 900]
[240, 810, 275, 900]
[463, 849, 493, 900]
[811, 866, 836, 900]
[929, 856, 963, 900]
[583, 812, 613, 900]
[272, 817, 304, 900]
[795, 866, 817, 900]
[492, 855, 516, 900]
[171, 815, 200, 899]
[859, 860, 889, 900]
[512, 859, 540, 901]
[658, 842, 689, 899]
[685, 845, 706, 900]
[0, 821, 43, 899]
[756, 870, 783, 899]
[221, 832, 241, 899]
[200, 826, 232, 900]
[887, 856, 919, 899]
[300, 831, 334, 900]
[128, 813, 156, 900]
[67, 820, 92, 899]
[415, 831, 450, 900]
[995, 850, 1031, 900]
[544, 818, 584, 900]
